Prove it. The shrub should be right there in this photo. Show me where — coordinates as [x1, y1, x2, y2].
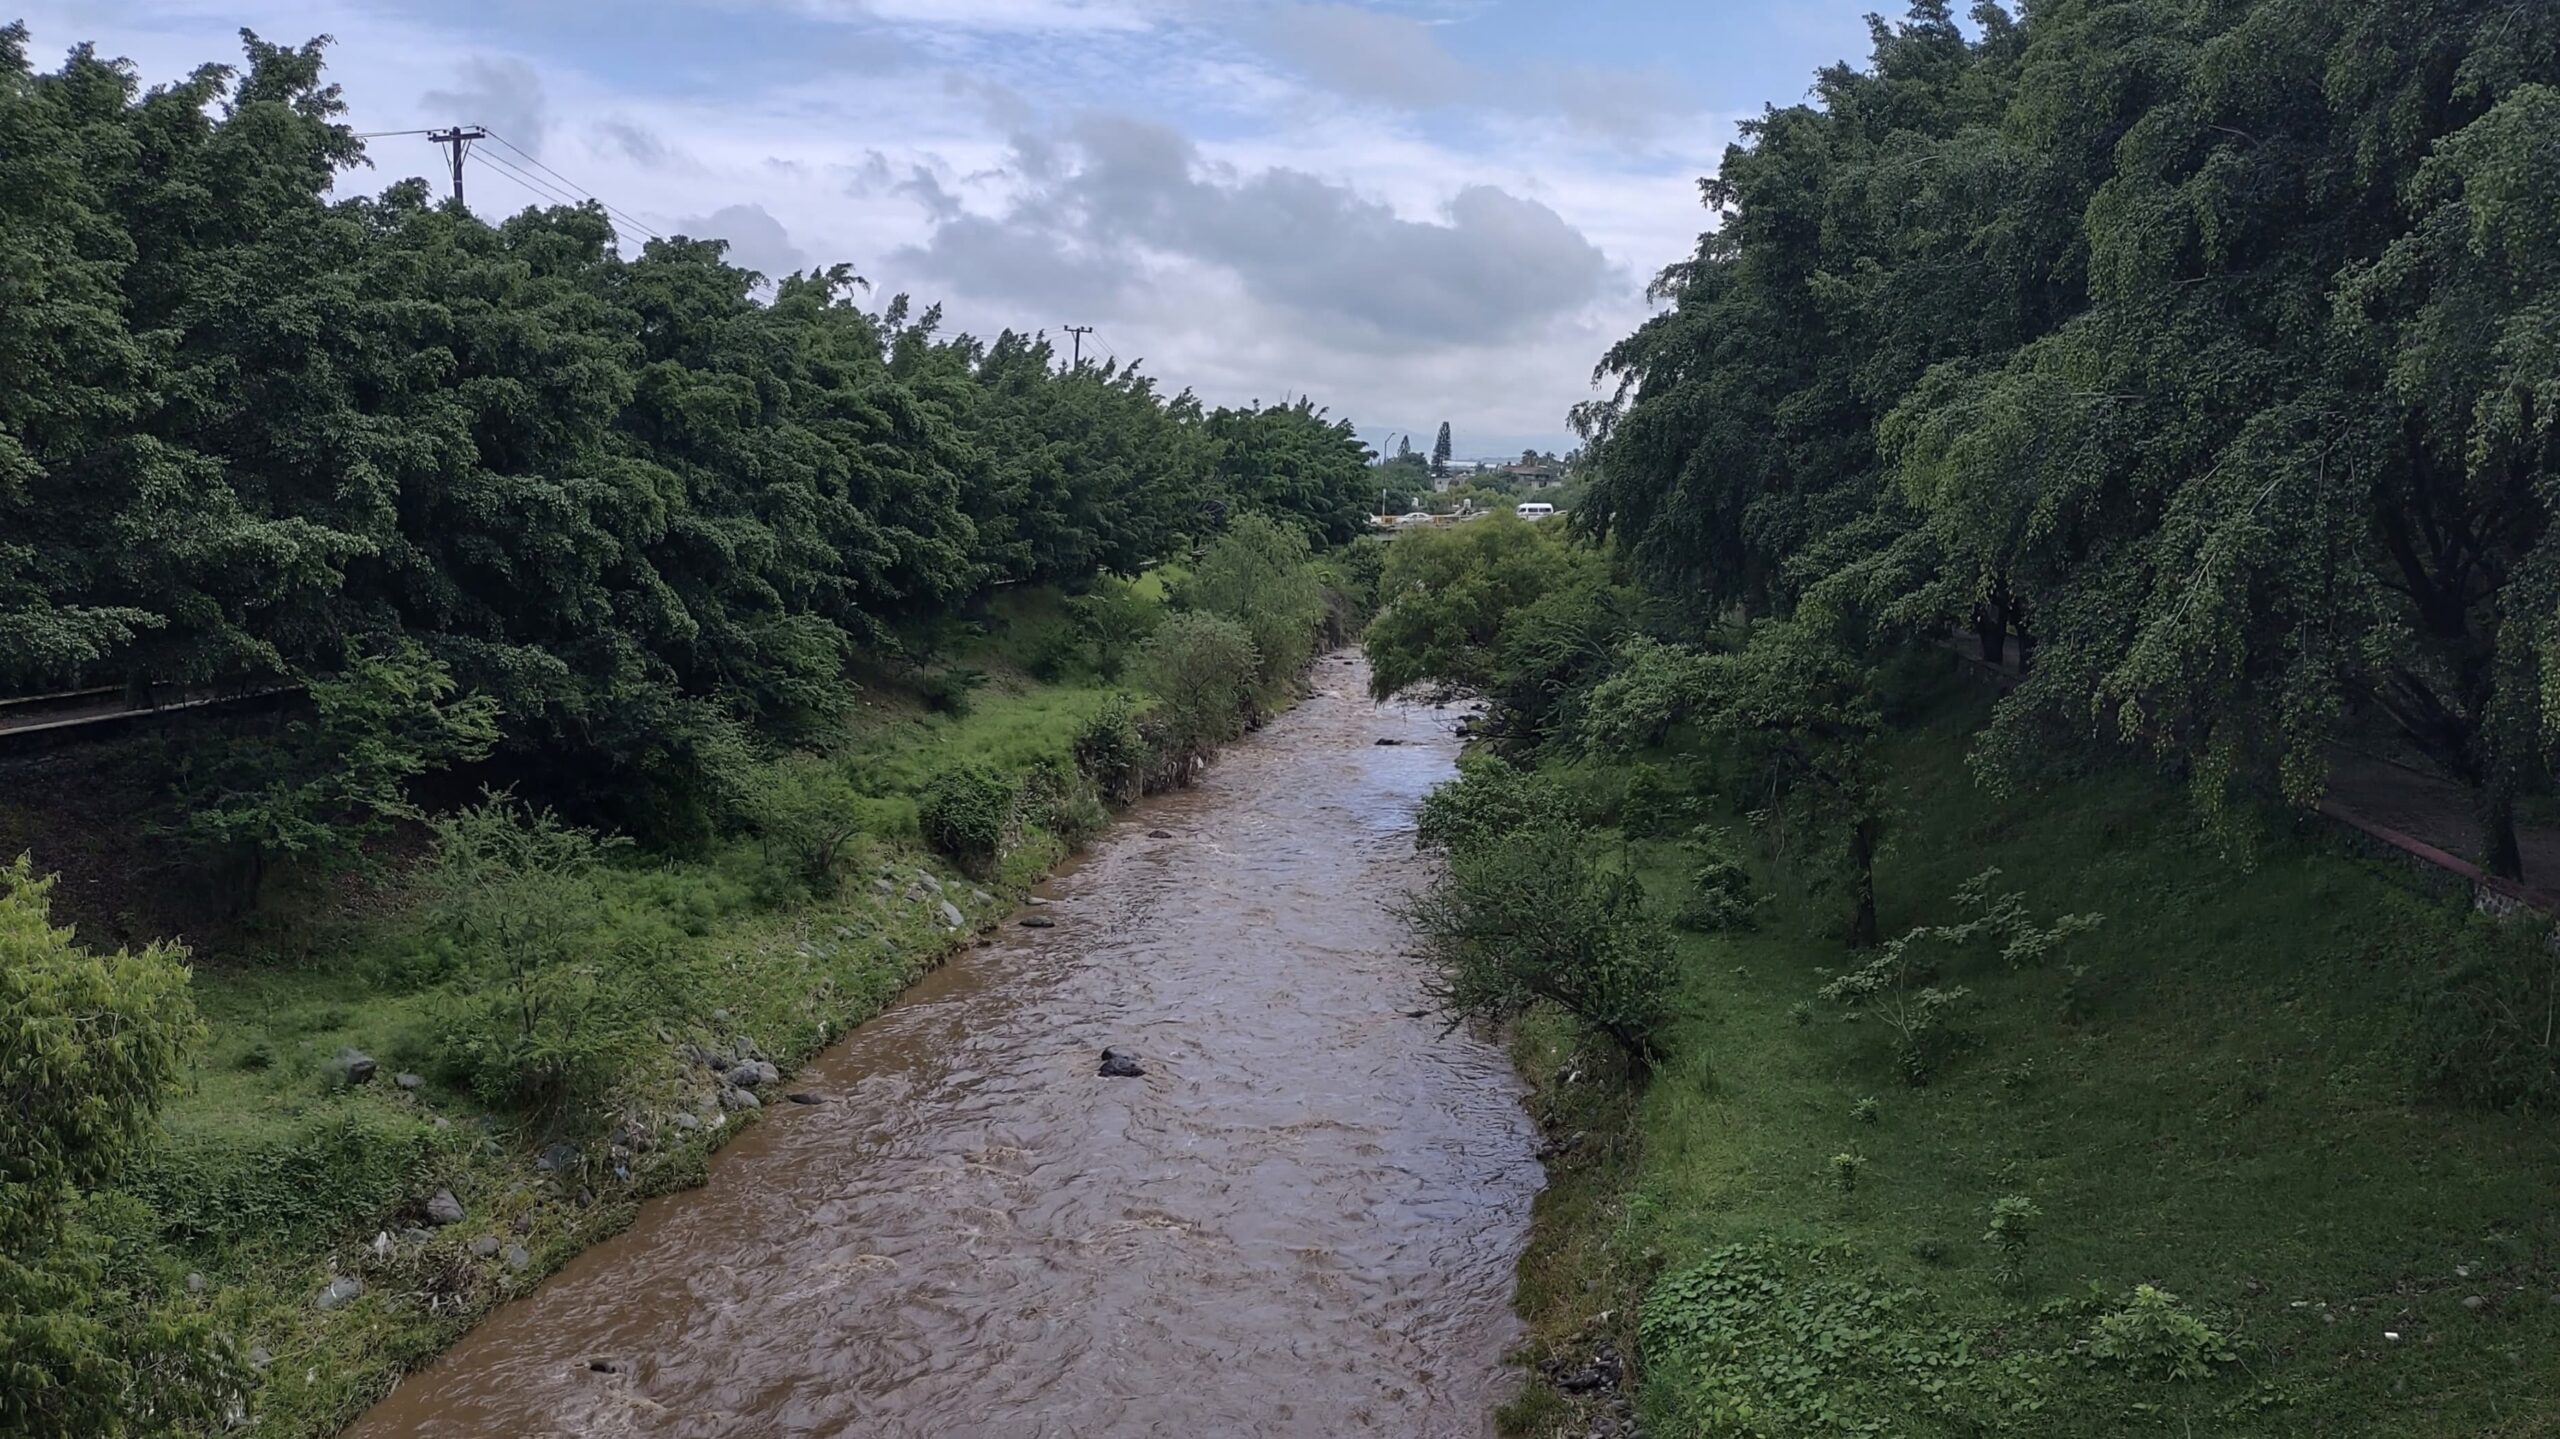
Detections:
[1675, 827, 1762, 933]
[1850, 1095, 1880, 1124]
[2086, 1285, 2237, 1380]
[1073, 698, 1154, 803]
[417, 797, 690, 1117]
[1132, 611, 1258, 762]
[2, 857, 242, 1434]
[920, 665, 988, 717]
[1397, 821, 1677, 1072]
[1415, 752, 1573, 854]
[1820, 871, 2098, 1085]
[1068, 576, 1166, 679]
[2411, 914, 2560, 1110]
[1984, 1194, 2042, 1288]
[747, 753, 868, 892]
[1829, 1150, 1866, 1193]
[917, 763, 1018, 875]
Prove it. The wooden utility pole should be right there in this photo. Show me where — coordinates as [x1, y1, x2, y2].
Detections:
[1062, 325, 1094, 370]
[427, 125, 487, 205]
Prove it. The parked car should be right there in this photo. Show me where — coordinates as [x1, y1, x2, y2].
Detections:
[1400, 511, 1436, 525]
[1516, 502, 1556, 520]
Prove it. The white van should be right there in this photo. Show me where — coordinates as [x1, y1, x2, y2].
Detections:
[1516, 502, 1555, 521]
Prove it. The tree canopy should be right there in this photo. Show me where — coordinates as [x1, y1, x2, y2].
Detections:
[0, 26, 1381, 833]
[1577, 0, 2560, 874]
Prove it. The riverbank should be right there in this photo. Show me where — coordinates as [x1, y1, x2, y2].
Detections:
[343, 655, 1536, 1437]
[1493, 679, 2560, 1437]
[23, 544, 1371, 1437]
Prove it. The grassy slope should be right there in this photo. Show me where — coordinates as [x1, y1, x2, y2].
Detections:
[82, 590, 1160, 1436]
[1507, 683, 2560, 1437]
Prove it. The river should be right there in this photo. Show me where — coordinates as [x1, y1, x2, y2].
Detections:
[348, 656, 1543, 1438]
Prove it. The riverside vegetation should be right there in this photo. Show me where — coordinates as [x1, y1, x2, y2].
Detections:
[1375, 0, 2560, 1420]
[0, 27, 1384, 1437]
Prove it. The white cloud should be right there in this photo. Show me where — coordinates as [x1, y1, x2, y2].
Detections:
[20, 0, 1717, 448]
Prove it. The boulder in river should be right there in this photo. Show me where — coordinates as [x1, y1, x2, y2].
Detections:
[1098, 1048, 1147, 1078]
[1372, 737, 1405, 746]
[1148, 829, 1174, 839]
[1020, 915, 1055, 929]
[425, 1189, 465, 1226]
[784, 1091, 827, 1106]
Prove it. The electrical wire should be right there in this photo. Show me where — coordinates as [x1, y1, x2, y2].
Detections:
[480, 130, 665, 242]
[472, 148, 588, 211]
[355, 127, 439, 139]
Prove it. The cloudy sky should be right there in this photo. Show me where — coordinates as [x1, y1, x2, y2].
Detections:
[24, 0, 1887, 459]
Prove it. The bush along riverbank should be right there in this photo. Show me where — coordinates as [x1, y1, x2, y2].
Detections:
[1365, 519, 2560, 1437]
[7, 519, 1374, 1438]
[1415, 683, 2560, 1438]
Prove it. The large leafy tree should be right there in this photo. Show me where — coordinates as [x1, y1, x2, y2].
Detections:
[1583, 0, 2560, 877]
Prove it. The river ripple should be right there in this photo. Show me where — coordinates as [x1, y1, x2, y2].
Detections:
[348, 656, 1540, 1438]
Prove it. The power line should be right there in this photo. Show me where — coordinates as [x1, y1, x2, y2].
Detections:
[480, 130, 664, 242]
[355, 127, 439, 139]
[471, 149, 588, 211]
[1062, 324, 1094, 369]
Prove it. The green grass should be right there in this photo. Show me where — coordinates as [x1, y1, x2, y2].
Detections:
[101, 585, 1190, 1435]
[1506, 689, 2560, 1437]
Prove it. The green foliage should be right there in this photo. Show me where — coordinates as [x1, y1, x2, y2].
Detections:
[1132, 611, 1258, 762]
[0, 28, 1377, 902]
[1177, 513, 1328, 695]
[1821, 870, 2099, 1085]
[1828, 1150, 1866, 1193]
[1675, 828, 1762, 933]
[1579, 0, 2560, 880]
[1071, 698, 1154, 804]
[0, 855, 240, 1436]
[1067, 576, 1167, 679]
[2409, 915, 2560, 1110]
[2085, 1285, 2237, 1381]
[1414, 752, 1575, 854]
[417, 797, 684, 1117]
[131, 1101, 442, 1248]
[1640, 1242, 2046, 1435]
[1364, 515, 1602, 705]
[1591, 622, 1891, 944]
[1398, 821, 1677, 1071]
[160, 642, 498, 908]
[915, 763, 1018, 876]
[747, 753, 870, 893]
[920, 666, 989, 718]
[1850, 1095, 1880, 1125]
[1984, 1194, 2043, 1289]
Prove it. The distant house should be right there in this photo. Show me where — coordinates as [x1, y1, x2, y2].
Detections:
[1503, 462, 1565, 489]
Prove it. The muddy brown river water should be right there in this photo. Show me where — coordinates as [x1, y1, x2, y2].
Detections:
[349, 659, 1542, 1438]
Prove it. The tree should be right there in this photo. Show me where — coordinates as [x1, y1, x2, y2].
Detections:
[1133, 611, 1259, 763]
[1579, 0, 2560, 880]
[1, 856, 241, 1436]
[1401, 806, 1675, 1073]
[1432, 421, 1453, 477]
[1583, 623, 1887, 945]
[1365, 514, 1600, 701]
[1177, 514, 1328, 694]
[161, 642, 499, 910]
